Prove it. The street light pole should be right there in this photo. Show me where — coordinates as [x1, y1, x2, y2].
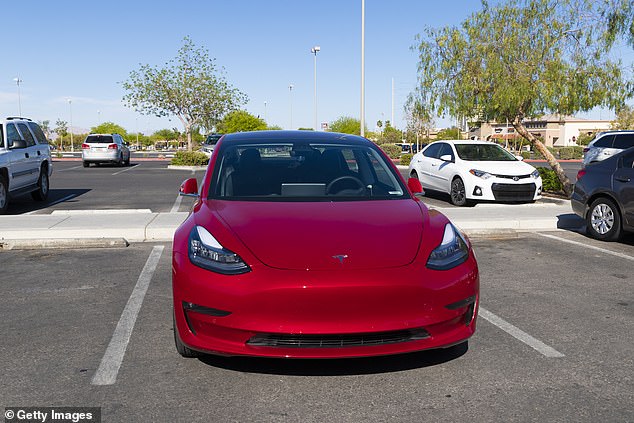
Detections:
[13, 77, 23, 116]
[311, 45, 320, 131]
[68, 99, 74, 152]
[360, 0, 366, 137]
[264, 101, 267, 124]
[289, 84, 294, 129]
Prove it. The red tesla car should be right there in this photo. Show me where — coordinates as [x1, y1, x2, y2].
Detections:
[172, 130, 479, 358]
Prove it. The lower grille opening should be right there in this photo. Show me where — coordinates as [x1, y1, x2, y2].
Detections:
[247, 328, 430, 348]
[491, 183, 536, 201]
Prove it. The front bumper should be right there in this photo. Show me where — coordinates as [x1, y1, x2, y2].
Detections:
[464, 174, 542, 202]
[172, 252, 479, 358]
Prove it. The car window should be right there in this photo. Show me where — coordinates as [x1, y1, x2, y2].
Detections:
[6, 123, 21, 148]
[612, 134, 634, 150]
[212, 142, 406, 200]
[438, 143, 454, 160]
[28, 122, 48, 144]
[454, 143, 517, 161]
[17, 123, 36, 147]
[622, 151, 634, 169]
[0, 124, 4, 148]
[593, 135, 614, 148]
[85, 135, 114, 143]
[205, 134, 222, 145]
[423, 143, 442, 159]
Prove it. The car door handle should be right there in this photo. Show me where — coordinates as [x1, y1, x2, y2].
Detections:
[615, 176, 631, 183]
[37, 150, 41, 156]
[25, 153, 29, 158]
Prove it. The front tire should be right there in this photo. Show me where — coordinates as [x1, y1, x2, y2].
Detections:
[0, 174, 9, 214]
[31, 168, 49, 201]
[450, 177, 468, 206]
[587, 197, 621, 241]
[83, 161, 90, 168]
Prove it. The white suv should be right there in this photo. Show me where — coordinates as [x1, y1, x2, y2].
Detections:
[0, 117, 53, 213]
[583, 131, 634, 166]
[81, 133, 131, 167]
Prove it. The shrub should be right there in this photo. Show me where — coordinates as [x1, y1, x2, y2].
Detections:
[537, 167, 563, 192]
[557, 146, 583, 160]
[380, 143, 402, 159]
[400, 154, 413, 166]
[171, 151, 209, 166]
[533, 146, 557, 160]
[521, 151, 531, 160]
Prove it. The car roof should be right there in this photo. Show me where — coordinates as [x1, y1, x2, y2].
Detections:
[428, 139, 498, 146]
[221, 130, 371, 146]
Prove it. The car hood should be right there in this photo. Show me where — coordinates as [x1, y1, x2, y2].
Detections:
[462, 160, 536, 175]
[206, 200, 424, 271]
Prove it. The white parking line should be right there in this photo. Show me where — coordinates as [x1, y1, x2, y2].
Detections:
[91, 245, 164, 386]
[56, 165, 83, 172]
[112, 164, 139, 175]
[537, 233, 634, 261]
[479, 307, 565, 358]
[170, 195, 183, 213]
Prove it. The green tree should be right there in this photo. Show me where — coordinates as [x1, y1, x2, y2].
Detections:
[217, 110, 267, 133]
[90, 122, 128, 138]
[54, 119, 68, 148]
[611, 105, 634, 129]
[38, 120, 51, 140]
[122, 36, 247, 151]
[412, 0, 633, 196]
[379, 121, 403, 144]
[436, 127, 462, 140]
[330, 116, 366, 135]
[601, 0, 634, 48]
[151, 129, 180, 141]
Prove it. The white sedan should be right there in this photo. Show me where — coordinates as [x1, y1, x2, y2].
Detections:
[408, 140, 542, 206]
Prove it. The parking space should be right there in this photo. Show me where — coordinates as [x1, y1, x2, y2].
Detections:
[5, 161, 205, 215]
[1, 231, 632, 422]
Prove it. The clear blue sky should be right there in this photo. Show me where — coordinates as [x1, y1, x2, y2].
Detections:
[1, 0, 630, 135]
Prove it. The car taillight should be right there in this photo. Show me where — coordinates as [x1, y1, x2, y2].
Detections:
[82, 143, 90, 149]
[108, 144, 118, 149]
[576, 169, 586, 181]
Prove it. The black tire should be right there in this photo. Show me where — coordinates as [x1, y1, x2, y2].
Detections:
[83, 161, 90, 168]
[31, 168, 49, 201]
[0, 174, 9, 214]
[450, 177, 468, 206]
[173, 313, 200, 358]
[586, 197, 621, 241]
[410, 170, 419, 179]
[124, 156, 130, 166]
[118, 154, 124, 167]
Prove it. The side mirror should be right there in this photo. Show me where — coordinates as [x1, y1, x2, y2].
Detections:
[439, 154, 453, 162]
[10, 139, 27, 149]
[179, 178, 199, 197]
[407, 177, 425, 197]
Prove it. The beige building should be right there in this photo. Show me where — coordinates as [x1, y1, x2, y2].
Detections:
[475, 115, 612, 147]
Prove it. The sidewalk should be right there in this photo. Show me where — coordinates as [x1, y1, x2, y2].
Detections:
[0, 199, 583, 249]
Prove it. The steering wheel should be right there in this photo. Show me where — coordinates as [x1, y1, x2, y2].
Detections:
[326, 175, 365, 194]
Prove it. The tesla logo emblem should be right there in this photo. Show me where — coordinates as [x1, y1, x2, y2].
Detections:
[513, 176, 519, 181]
[332, 254, 348, 264]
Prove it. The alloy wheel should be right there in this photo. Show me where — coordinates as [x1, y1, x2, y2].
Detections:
[590, 203, 614, 235]
[451, 178, 466, 206]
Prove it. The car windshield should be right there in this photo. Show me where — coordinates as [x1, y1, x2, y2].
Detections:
[455, 143, 518, 161]
[205, 135, 222, 145]
[210, 141, 406, 201]
[85, 135, 114, 144]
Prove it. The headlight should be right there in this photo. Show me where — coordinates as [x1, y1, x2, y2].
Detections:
[426, 223, 470, 270]
[469, 169, 492, 179]
[531, 169, 540, 179]
[188, 226, 250, 274]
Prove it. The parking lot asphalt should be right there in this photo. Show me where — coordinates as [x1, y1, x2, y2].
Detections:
[1, 231, 632, 422]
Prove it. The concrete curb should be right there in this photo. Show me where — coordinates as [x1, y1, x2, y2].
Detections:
[0, 238, 130, 250]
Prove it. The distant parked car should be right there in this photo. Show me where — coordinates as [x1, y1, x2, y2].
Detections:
[572, 146, 634, 241]
[199, 133, 223, 157]
[582, 130, 634, 166]
[408, 140, 542, 206]
[81, 133, 130, 167]
[0, 117, 53, 213]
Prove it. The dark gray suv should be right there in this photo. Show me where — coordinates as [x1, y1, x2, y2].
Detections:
[572, 146, 634, 241]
